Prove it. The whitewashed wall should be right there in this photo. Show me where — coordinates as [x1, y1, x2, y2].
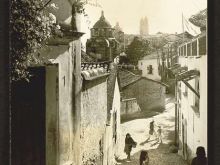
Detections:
[138, 59, 161, 81]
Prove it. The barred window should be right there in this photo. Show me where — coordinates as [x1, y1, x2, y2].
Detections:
[147, 65, 153, 74]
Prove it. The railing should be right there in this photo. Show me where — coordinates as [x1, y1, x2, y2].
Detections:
[178, 33, 206, 57]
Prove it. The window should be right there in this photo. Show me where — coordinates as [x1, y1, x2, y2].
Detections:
[95, 30, 99, 36]
[199, 35, 206, 55]
[113, 112, 117, 143]
[178, 82, 181, 100]
[181, 47, 184, 56]
[183, 45, 186, 56]
[183, 84, 188, 97]
[100, 29, 105, 36]
[192, 40, 197, 56]
[191, 78, 200, 116]
[187, 43, 191, 56]
[108, 30, 113, 37]
[147, 65, 153, 74]
[194, 79, 200, 109]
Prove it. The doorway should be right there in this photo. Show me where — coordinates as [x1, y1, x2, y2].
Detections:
[11, 67, 46, 165]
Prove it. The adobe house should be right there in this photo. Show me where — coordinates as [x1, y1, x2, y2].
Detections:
[118, 69, 167, 119]
[138, 52, 161, 81]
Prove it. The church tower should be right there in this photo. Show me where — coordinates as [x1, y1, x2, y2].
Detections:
[86, 11, 119, 61]
[140, 16, 149, 36]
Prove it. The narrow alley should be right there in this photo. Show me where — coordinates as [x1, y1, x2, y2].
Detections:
[116, 96, 188, 165]
[9, 1, 207, 165]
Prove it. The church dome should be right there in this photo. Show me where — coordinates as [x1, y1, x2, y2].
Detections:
[93, 11, 112, 29]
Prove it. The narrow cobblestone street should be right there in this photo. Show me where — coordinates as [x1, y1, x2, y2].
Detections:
[116, 95, 189, 165]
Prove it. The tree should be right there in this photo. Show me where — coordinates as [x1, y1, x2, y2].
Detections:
[10, 0, 55, 81]
[125, 37, 150, 65]
[189, 8, 207, 31]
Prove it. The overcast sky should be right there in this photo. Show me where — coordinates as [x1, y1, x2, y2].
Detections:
[81, 0, 207, 45]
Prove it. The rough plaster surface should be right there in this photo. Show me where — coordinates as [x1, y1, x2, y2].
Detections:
[122, 79, 166, 112]
[81, 79, 107, 164]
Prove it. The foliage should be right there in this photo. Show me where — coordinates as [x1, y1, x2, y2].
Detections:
[72, 0, 87, 15]
[10, 0, 56, 81]
[125, 37, 150, 65]
[189, 8, 207, 28]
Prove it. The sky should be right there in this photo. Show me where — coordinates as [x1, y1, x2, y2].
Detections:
[81, 0, 207, 46]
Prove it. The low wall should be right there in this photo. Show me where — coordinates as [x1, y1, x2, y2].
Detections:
[121, 98, 141, 115]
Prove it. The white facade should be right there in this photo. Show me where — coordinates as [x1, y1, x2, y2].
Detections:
[104, 77, 121, 164]
[138, 57, 161, 81]
[177, 34, 207, 162]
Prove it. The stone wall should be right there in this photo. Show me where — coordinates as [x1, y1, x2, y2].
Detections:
[81, 77, 108, 164]
[121, 98, 141, 115]
[121, 78, 166, 113]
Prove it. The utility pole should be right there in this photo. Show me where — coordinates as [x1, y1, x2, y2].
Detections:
[182, 13, 185, 43]
[174, 76, 178, 146]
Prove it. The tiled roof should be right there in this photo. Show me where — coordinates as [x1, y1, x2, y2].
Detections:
[81, 62, 110, 80]
[164, 34, 182, 42]
[118, 69, 141, 88]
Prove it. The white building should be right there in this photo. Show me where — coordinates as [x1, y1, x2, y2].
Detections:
[138, 52, 161, 81]
[173, 33, 207, 162]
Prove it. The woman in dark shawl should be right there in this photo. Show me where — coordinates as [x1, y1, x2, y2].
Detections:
[124, 133, 137, 160]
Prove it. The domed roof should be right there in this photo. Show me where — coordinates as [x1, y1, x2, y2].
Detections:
[93, 11, 112, 29]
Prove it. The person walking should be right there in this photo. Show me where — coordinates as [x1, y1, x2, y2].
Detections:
[191, 146, 207, 165]
[146, 119, 157, 142]
[157, 126, 163, 143]
[124, 133, 137, 160]
[139, 150, 149, 165]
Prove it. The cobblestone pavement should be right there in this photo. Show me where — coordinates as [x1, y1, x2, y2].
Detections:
[116, 95, 188, 165]
[116, 143, 188, 165]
